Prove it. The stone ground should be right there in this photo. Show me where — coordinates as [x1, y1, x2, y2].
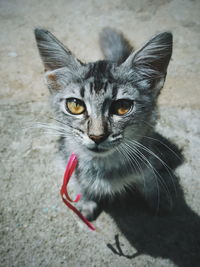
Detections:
[0, 0, 200, 266]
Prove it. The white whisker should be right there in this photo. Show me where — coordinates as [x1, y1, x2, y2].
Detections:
[123, 141, 161, 212]
[126, 138, 177, 196]
[120, 143, 146, 193]
[142, 135, 182, 161]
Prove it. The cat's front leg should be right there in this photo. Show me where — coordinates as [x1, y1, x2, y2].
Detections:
[70, 177, 102, 221]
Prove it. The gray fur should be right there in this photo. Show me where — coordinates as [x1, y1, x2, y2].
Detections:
[34, 28, 174, 220]
[34, 29, 82, 71]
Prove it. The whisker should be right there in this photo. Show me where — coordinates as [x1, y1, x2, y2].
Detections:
[24, 121, 71, 139]
[116, 144, 145, 195]
[123, 142, 162, 212]
[46, 116, 74, 129]
[119, 143, 138, 174]
[120, 143, 146, 193]
[126, 138, 177, 196]
[141, 135, 182, 161]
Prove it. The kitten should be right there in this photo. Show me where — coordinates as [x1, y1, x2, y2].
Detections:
[34, 27, 176, 221]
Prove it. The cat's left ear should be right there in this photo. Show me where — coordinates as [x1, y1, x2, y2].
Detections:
[120, 32, 173, 95]
[34, 28, 82, 71]
[34, 29, 84, 93]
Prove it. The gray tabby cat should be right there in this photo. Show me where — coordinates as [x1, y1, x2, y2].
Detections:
[34, 28, 175, 221]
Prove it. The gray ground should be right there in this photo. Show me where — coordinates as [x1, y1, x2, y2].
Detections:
[0, 0, 200, 266]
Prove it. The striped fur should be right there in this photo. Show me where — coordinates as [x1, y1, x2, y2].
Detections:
[34, 28, 175, 221]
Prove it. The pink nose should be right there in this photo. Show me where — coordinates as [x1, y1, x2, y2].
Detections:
[89, 134, 108, 145]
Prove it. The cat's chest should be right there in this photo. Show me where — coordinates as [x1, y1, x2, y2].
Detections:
[76, 160, 141, 197]
[78, 160, 124, 182]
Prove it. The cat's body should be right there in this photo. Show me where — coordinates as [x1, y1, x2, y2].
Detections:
[35, 28, 177, 220]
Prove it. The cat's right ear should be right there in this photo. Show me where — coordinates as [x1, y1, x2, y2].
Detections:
[118, 32, 173, 97]
[34, 28, 82, 71]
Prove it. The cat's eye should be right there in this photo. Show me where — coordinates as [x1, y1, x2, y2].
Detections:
[110, 99, 134, 116]
[65, 98, 86, 115]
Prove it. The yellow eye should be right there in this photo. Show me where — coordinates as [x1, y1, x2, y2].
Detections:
[111, 99, 133, 116]
[66, 98, 86, 115]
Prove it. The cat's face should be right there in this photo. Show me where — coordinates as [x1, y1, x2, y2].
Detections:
[35, 29, 172, 157]
[49, 61, 158, 156]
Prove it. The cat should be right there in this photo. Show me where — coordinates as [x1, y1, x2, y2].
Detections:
[34, 27, 179, 221]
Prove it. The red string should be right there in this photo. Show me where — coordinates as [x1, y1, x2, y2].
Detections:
[60, 153, 96, 231]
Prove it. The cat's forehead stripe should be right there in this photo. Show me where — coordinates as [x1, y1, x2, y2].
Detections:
[103, 82, 108, 92]
[80, 87, 85, 98]
[93, 80, 107, 93]
[86, 79, 110, 95]
[89, 82, 93, 94]
[112, 85, 118, 99]
[84, 60, 114, 91]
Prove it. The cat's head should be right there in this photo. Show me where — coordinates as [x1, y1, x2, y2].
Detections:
[34, 29, 172, 157]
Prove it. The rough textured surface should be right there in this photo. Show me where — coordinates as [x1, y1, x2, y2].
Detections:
[0, 0, 200, 266]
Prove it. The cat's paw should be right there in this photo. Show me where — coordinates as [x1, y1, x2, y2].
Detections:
[76, 200, 101, 221]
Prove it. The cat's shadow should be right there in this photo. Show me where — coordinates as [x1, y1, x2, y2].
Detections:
[102, 134, 200, 267]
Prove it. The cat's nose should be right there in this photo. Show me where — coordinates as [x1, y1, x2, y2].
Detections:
[89, 134, 108, 145]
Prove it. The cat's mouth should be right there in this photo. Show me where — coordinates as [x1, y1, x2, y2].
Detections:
[86, 141, 120, 155]
[87, 146, 108, 154]
[85, 136, 122, 155]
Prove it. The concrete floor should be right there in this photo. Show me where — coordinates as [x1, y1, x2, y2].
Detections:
[0, 0, 200, 266]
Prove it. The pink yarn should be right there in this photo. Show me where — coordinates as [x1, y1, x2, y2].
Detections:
[60, 153, 96, 231]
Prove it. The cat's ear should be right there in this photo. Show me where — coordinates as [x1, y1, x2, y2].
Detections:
[121, 32, 173, 95]
[34, 28, 82, 71]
